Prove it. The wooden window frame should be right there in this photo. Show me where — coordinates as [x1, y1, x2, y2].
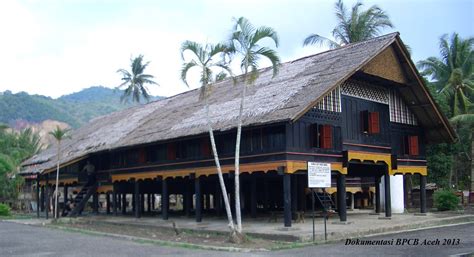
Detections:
[361, 110, 380, 135]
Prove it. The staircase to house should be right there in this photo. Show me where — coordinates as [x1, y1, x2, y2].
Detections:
[68, 181, 98, 217]
[314, 190, 335, 213]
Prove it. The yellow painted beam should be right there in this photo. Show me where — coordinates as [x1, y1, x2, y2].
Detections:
[96, 185, 113, 193]
[109, 160, 345, 182]
[347, 150, 393, 174]
[325, 186, 375, 194]
[394, 165, 427, 176]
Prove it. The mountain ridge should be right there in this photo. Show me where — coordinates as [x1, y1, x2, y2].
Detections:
[0, 86, 163, 129]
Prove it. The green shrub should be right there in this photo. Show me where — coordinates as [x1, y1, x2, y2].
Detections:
[0, 203, 11, 216]
[433, 190, 460, 211]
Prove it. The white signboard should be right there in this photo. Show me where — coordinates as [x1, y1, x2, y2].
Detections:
[307, 162, 331, 188]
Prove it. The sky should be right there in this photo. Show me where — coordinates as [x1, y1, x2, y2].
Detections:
[0, 0, 472, 99]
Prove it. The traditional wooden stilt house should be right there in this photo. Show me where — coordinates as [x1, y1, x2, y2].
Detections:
[21, 33, 455, 227]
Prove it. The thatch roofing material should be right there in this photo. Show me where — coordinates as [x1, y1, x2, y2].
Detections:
[21, 33, 454, 175]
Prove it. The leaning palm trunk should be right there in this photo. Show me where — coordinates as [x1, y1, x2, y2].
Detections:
[204, 97, 236, 233]
[54, 141, 61, 219]
[234, 81, 247, 233]
[471, 131, 474, 192]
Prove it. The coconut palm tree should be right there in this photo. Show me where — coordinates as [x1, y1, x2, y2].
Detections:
[180, 40, 239, 238]
[418, 33, 474, 116]
[303, 0, 393, 48]
[117, 55, 159, 103]
[49, 126, 70, 220]
[419, 33, 474, 189]
[229, 17, 280, 234]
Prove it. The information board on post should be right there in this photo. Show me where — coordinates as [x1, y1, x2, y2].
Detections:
[307, 162, 331, 188]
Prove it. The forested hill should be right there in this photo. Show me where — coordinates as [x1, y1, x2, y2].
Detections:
[0, 86, 162, 128]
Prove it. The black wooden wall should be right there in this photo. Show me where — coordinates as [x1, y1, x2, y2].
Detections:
[341, 95, 391, 147]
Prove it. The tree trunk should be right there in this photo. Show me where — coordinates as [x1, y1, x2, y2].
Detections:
[471, 131, 474, 193]
[54, 141, 61, 220]
[449, 154, 454, 189]
[204, 97, 235, 232]
[234, 82, 246, 233]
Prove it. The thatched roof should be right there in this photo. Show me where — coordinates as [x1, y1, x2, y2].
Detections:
[21, 32, 455, 174]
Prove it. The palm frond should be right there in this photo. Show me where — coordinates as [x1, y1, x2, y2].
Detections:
[303, 34, 340, 48]
[450, 113, 474, 127]
[251, 26, 279, 47]
[255, 47, 281, 77]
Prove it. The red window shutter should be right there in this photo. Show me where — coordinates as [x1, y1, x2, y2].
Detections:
[138, 148, 146, 163]
[319, 125, 332, 149]
[408, 136, 419, 156]
[201, 138, 211, 158]
[368, 112, 380, 134]
[167, 143, 176, 160]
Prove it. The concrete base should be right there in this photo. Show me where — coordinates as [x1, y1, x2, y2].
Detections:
[331, 221, 353, 225]
[414, 213, 427, 216]
[378, 216, 392, 220]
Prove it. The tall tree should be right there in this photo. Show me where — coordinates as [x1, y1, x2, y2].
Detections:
[229, 17, 280, 234]
[418, 33, 474, 189]
[418, 33, 474, 116]
[49, 126, 70, 220]
[117, 55, 159, 103]
[0, 126, 41, 203]
[303, 0, 393, 48]
[180, 41, 240, 240]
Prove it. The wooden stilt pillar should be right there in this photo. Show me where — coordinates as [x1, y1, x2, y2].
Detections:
[152, 194, 155, 211]
[93, 192, 99, 214]
[40, 185, 45, 212]
[106, 193, 111, 214]
[63, 186, 68, 215]
[384, 168, 392, 218]
[337, 173, 347, 222]
[215, 182, 222, 216]
[375, 176, 381, 213]
[283, 173, 292, 227]
[132, 192, 135, 213]
[403, 174, 409, 210]
[134, 179, 140, 218]
[184, 178, 191, 217]
[205, 194, 211, 211]
[112, 184, 117, 216]
[140, 193, 145, 214]
[122, 193, 126, 215]
[147, 193, 152, 213]
[45, 177, 49, 219]
[194, 174, 202, 222]
[420, 175, 427, 214]
[298, 176, 306, 212]
[291, 175, 297, 215]
[36, 178, 40, 218]
[162, 178, 169, 220]
[117, 193, 121, 210]
[250, 175, 257, 218]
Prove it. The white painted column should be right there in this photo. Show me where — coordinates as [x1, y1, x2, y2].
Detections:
[350, 193, 354, 210]
[380, 175, 405, 213]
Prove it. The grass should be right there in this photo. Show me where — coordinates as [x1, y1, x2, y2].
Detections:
[0, 213, 35, 220]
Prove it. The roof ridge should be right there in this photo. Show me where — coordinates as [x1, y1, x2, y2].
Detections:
[289, 32, 399, 64]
